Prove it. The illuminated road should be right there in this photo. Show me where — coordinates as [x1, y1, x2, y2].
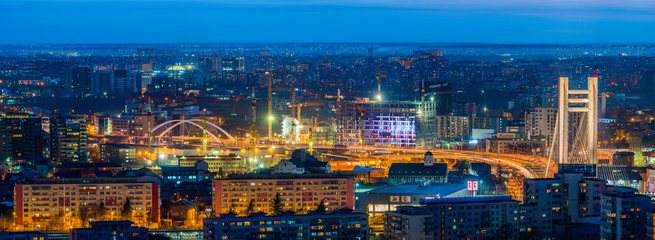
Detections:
[312, 145, 554, 179]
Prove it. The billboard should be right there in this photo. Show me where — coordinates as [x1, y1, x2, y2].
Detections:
[496, 133, 516, 139]
[467, 180, 479, 192]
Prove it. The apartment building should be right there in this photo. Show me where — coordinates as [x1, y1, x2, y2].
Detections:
[212, 174, 354, 214]
[384, 196, 520, 240]
[15, 178, 160, 229]
[203, 210, 368, 240]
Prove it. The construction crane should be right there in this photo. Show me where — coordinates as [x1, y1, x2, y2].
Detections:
[272, 88, 306, 119]
[324, 89, 343, 102]
[254, 70, 299, 141]
[287, 102, 324, 123]
[376, 72, 387, 101]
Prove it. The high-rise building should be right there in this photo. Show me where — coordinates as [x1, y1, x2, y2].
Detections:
[385, 196, 520, 240]
[64, 66, 92, 95]
[523, 173, 608, 239]
[50, 114, 88, 164]
[212, 174, 354, 214]
[629, 129, 644, 166]
[92, 70, 141, 96]
[335, 101, 417, 147]
[203, 210, 368, 240]
[0, 113, 44, 165]
[435, 115, 470, 141]
[600, 187, 652, 240]
[221, 57, 245, 72]
[93, 113, 112, 135]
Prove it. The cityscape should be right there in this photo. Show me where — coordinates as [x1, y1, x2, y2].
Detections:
[2, 1, 655, 240]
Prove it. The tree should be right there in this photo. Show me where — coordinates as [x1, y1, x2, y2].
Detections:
[78, 206, 90, 227]
[246, 199, 255, 213]
[94, 202, 108, 221]
[316, 199, 326, 212]
[121, 198, 132, 220]
[271, 193, 282, 213]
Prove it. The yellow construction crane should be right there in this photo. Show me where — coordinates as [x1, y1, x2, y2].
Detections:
[287, 102, 324, 123]
[272, 88, 306, 119]
[254, 70, 299, 141]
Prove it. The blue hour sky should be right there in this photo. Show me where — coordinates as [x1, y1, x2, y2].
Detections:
[1, 0, 655, 44]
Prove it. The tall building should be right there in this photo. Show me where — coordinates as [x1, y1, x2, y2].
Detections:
[600, 187, 652, 240]
[523, 173, 608, 239]
[629, 129, 644, 166]
[212, 174, 354, 214]
[93, 113, 112, 135]
[92, 70, 141, 96]
[129, 112, 155, 137]
[435, 115, 470, 141]
[335, 101, 417, 147]
[384, 196, 520, 240]
[15, 178, 160, 229]
[221, 57, 245, 72]
[50, 114, 88, 164]
[203, 210, 368, 240]
[0, 113, 44, 164]
[64, 66, 92, 95]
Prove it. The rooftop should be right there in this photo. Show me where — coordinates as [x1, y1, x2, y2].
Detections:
[420, 195, 518, 205]
[364, 181, 466, 196]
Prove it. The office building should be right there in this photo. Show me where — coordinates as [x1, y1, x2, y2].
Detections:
[112, 115, 131, 136]
[129, 112, 155, 137]
[435, 115, 470, 141]
[0, 113, 44, 164]
[93, 113, 112, 135]
[100, 144, 136, 164]
[15, 178, 160, 229]
[384, 196, 520, 240]
[221, 57, 245, 72]
[71, 221, 148, 240]
[335, 101, 417, 147]
[212, 174, 354, 214]
[203, 210, 368, 240]
[629, 129, 644, 166]
[50, 114, 88, 164]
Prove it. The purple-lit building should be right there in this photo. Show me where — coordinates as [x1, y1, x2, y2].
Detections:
[335, 101, 417, 147]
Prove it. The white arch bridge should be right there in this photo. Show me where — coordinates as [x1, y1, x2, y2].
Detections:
[147, 119, 235, 144]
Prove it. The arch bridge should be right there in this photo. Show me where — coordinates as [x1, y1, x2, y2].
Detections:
[147, 119, 235, 144]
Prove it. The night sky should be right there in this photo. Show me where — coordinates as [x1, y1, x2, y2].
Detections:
[2, 0, 655, 44]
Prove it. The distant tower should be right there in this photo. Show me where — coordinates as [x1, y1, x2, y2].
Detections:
[629, 129, 644, 166]
[424, 151, 434, 166]
[558, 76, 598, 169]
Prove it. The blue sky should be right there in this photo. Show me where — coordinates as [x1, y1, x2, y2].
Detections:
[1, 0, 655, 44]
